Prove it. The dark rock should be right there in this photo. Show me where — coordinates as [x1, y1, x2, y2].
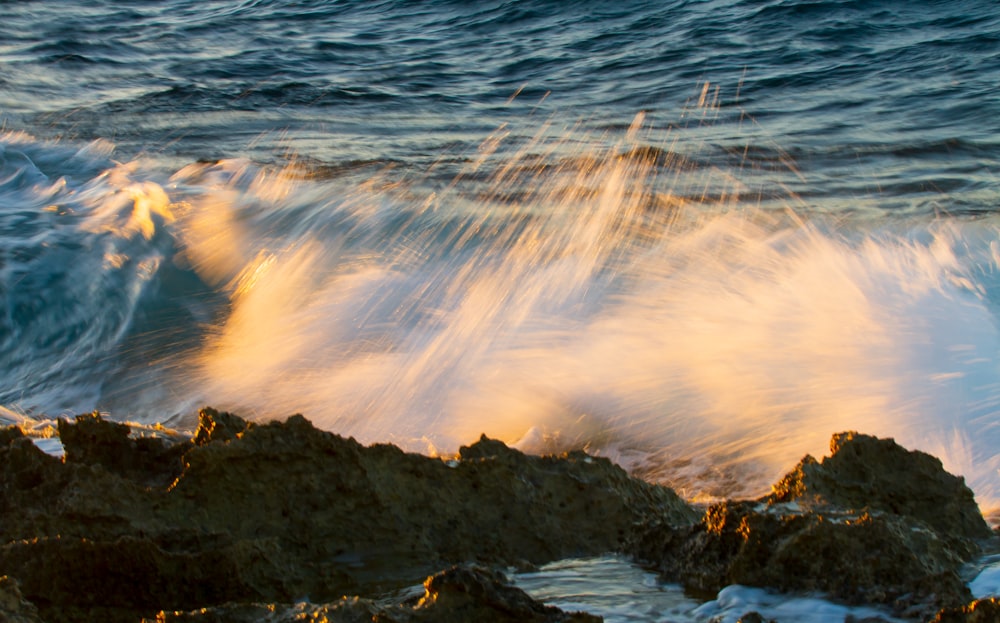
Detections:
[407, 565, 601, 622]
[0, 430, 61, 494]
[0, 534, 302, 623]
[152, 564, 602, 622]
[191, 407, 249, 446]
[58, 412, 186, 488]
[0, 409, 692, 623]
[769, 431, 991, 540]
[7, 414, 994, 623]
[0, 575, 44, 623]
[629, 431, 993, 620]
[151, 599, 383, 623]
[635, 502, 972, 619]
[459, 433, 523, 460]
[929, 598, 1000, 622]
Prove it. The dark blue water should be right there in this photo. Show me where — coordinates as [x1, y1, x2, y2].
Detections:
[2, 0, 1000, 514]
[5, 0, 998, 194]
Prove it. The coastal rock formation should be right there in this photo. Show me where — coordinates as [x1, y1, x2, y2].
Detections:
[2, 412, 996, 623]
[0, 409, 693, 623]
[152, 564, 601, 623]
[929, 598, 1000, 622]
[629, 431, 993, 621]
[0, 576, 44, 623]
[769, 431, 991, 541]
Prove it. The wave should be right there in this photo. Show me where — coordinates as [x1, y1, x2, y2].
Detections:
[3, 123, 1000, 516]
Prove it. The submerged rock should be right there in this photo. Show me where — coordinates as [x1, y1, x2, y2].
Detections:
[629, 431, 994, 621]
[152, 564, 601, 622]
[0, 408, 693, 623]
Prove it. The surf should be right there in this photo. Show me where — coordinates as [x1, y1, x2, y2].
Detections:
[3, 112, 1000, 518]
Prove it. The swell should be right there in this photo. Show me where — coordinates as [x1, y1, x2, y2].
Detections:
[0, 132, 218, 415]
[145, 131, 1000, 513]
[5, 124, 1000, 515]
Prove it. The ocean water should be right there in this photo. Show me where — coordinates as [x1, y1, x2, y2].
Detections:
[3, 0, 1000, 618]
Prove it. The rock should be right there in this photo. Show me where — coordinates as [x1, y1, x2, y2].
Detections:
[631, 501, 972, 620]
[0, 576, 44, 623]
[408, 565, 602, 622]
[768, 431, 991, 541]
[151, 598, 381, 623]
[151, 564, 601, 622]
[0, 409, 692, 623]
[929, 598, 1000, 622]
[629, 431, 993, 620]
[58, 412, 187, 488]
[190, 408, 249, 446]
[7, 415, 993, 623]
[459, 433, 522, 460]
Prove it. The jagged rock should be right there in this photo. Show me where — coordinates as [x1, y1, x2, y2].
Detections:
[58, 412, 186, 488]
[459, 433, 520, 460]
[0, 576, 44, 623]
[629, 432, 993, 620]
[631, 501, 972, 620]
[191, 407, 248, 446]
[769, 431, 991, 540]
[0, 409, 692, 623]
[151, 565, 601, 622]
[152, 598, 383, 623]
[929, 598, 1000, 622]
[408, 565, 601, 622]
[6, 415, 994, 623]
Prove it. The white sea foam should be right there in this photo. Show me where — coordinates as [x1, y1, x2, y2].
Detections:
[4, 121, 1000, 514]
[156, 123, 1000, 513]
[692, 584, 905, 623]
[514, 556, 905, 623]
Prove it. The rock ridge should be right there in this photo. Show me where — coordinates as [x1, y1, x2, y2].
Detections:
[0, 414, 997, 622]
[628, 431, 996, 621]
[0, 408, 694, 623]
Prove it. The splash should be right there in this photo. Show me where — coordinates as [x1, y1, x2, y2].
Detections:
[160, 115, 1000, 511]
[0, 132, 174, 414]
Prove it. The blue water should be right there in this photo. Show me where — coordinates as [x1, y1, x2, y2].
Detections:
[3, 0, 1000, 508]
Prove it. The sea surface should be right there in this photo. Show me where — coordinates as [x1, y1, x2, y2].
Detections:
[2, 0, 1000, 619]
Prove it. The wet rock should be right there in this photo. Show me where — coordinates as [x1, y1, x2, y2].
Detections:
[408, 564, 601, 622]
[632, 502, 972, 619]
[0, 534, 303, 623]
[190, 407, 249, 446]
[0, 576, 44, 623]
[459, 433, 523, 460]
[0, 409, 692, 623]
[57, 412, 187, 488]
[152, 564, 601, 622]
[769, 431, 991, 540]
[929, 598, 1000, 622]
[629, 432, 992, 620]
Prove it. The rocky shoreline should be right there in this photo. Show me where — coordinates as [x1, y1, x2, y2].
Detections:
[0, 409, 998, 622]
